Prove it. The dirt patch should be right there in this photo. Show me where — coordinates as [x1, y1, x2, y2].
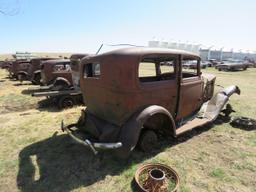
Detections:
[0, 93, 40, 114]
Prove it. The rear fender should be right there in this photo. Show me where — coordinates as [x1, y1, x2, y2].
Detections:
[115, 105, 176, 158]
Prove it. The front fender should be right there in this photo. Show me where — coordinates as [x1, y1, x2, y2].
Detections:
[33, 70, 41, 75]
[53, 77, 71, 86]
[115, 105, 176, 158]
[17, 71, 28, 81]
[17, 71, 28, 76]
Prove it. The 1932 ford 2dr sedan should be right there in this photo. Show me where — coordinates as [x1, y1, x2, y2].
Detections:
[62, 47, 240, 158]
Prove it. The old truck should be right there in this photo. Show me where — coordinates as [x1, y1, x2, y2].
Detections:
[28, 57, 59, 85]
[31, 54, 88, 108]
[40, 59, 73, 89]
[61, 47, 240, 158]
[8, 59, 31, 80]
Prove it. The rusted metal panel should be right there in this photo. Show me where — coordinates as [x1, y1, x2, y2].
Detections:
[40, 59, 73, 85]
[28, 57, 58, 80]
[70, 54, 89, 89]
[9, 59, 31, 78]
[80, 48, 201, 126]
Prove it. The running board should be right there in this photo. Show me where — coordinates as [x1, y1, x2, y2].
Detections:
[32, 90, 81, 97]
[175, 85, 240, 136]
[27, 85, 52, 91]
[176, 118, 208, 135]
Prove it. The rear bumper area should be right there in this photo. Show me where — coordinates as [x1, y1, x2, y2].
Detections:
[61, 121, 122, 155]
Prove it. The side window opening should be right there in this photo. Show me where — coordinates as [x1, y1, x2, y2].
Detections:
[139, 57, 176, 82]
[182, 58, 200, 78]
[84, 63, 101, 78]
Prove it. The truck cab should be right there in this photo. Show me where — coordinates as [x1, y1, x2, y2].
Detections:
[9, 59, 31, 80]
[40, 59, 72, 89]
[28, 57, 59, 85]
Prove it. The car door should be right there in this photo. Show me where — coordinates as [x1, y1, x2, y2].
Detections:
[176, 56, 204, 120]
[137, 55, 178, 116]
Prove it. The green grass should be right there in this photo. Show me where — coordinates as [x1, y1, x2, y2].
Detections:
[0, 68, 256, 192]
[210, 168, 227, 180]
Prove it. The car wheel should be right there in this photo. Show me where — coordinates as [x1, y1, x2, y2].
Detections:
[58, 96, 74, 109]
[52, 80, 69, 91]
[218, 68, 221, 71]
[138, 130, 158, 152]
[33, 73, 41, 85]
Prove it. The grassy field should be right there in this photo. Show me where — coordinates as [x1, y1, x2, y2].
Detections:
[0, 68, 255, 192]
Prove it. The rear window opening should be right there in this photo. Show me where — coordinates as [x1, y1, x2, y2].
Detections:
[84, 63, 101, 78]
[138, 57, 176, 82]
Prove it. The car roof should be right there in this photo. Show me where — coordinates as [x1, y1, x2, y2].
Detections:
[95, 47, 200, 58]
[42, 59, 70, 64]
[70, 53, 90, 60]
[31, 57, 58, 61]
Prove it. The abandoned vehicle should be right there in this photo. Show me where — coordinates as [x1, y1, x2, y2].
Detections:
[40, 59, 73, 90]
[32, 54, 88, 109]
[215, 59, 248, 71]
[8, 59, 31, 80]
[28, 57, 59, 85]
[61, 47, 240, 158]
[183, 60, 207, 69]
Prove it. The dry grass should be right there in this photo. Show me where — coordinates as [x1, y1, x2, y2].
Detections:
[0, 53, 73, 61]
[0, 67, 255, 192]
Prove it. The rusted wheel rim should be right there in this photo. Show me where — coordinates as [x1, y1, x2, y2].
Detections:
[135, 163, 180, 192]
[231, 116, 256, 129]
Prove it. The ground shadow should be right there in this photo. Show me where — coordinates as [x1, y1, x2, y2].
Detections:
[13, 82, 33, 86]
[16, 121, 217, 192]
[36, 104, 61, 113]
[2, 76, 11, 80]
[21, 89, 37, 95]
[37, 99, 84, 113]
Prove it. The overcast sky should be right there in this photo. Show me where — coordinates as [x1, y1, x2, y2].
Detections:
[0, 0, 255, 53]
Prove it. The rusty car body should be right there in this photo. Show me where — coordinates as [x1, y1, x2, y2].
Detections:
[28, 57, 59, 85]
[40, 59, 73, 89]
[61, 47, 240, 158]
[9, 59, 31, 80]
[215, 59, 248, 71]
[31, 54, 89, 108]
[0, 61, 12, 70]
